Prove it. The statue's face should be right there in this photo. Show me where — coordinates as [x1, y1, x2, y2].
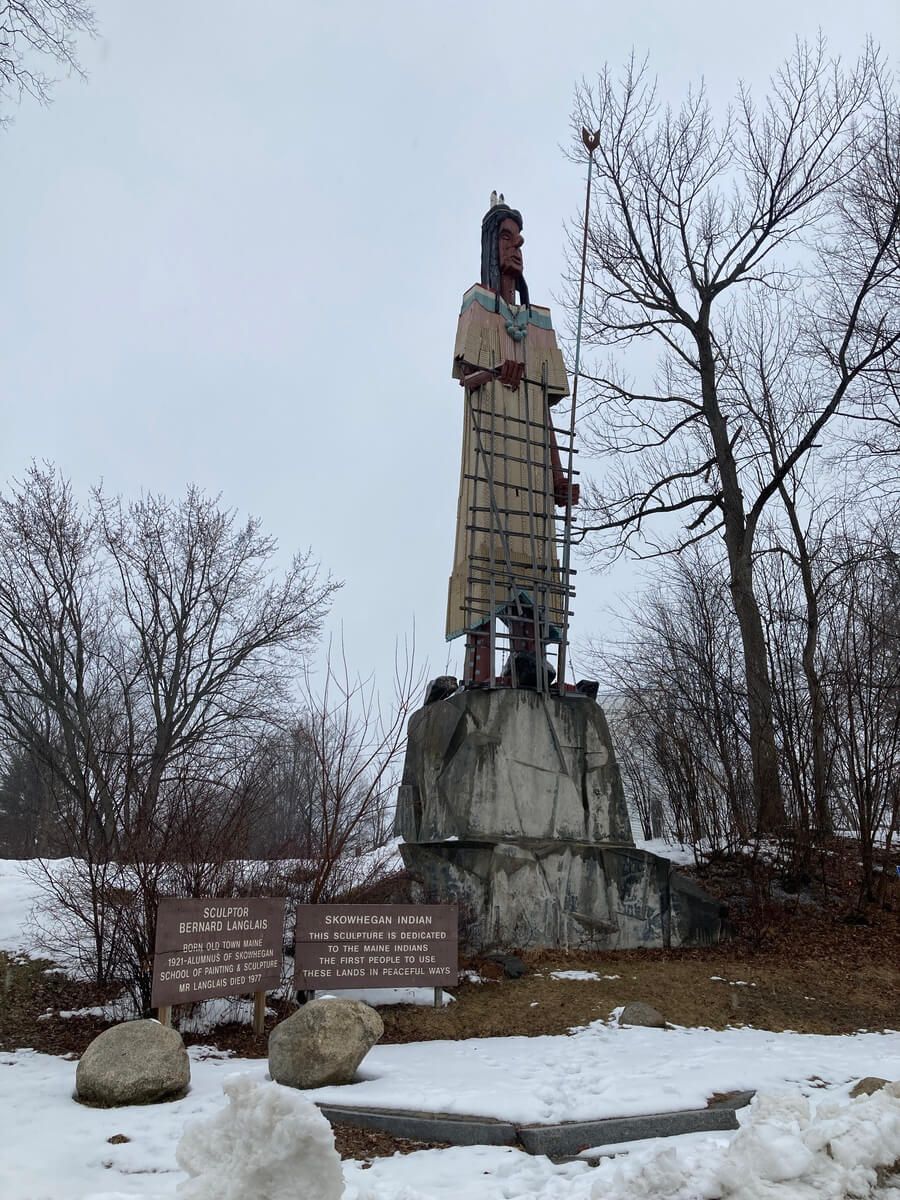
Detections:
[498, 217, 524, 279]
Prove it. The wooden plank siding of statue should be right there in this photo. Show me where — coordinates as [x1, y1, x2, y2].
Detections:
[446, 284, 570, 644]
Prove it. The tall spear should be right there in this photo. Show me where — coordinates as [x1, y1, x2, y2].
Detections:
[557, 127, 600, 692]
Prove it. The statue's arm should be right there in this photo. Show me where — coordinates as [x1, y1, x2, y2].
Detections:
[457, 360, 525, 391]
[549, 421, 580, 507]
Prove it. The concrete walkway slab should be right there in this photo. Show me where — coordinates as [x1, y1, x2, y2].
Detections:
[318, 1091, 755, 1157]
[318, 1104, 519, 1146]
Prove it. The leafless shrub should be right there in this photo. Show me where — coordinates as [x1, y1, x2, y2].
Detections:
[822, 522, 900, 905]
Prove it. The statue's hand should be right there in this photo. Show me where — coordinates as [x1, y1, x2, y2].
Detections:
[554, 481, 580, 507]
[498, 359, 525, 389]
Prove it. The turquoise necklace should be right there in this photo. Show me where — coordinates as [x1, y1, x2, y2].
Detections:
[505, 305, 529, 343]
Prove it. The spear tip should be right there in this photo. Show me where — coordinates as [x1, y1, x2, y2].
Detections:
[581, 127, 601, 153]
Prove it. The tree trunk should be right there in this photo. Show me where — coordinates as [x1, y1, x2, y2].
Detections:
[697, 313, 786, 833]
[779, 484, 831, 837]
[729, 555, 786, 832]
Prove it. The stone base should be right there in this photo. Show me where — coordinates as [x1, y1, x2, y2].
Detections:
[400, 839, 723, 952]
[396, 689, 632, 845]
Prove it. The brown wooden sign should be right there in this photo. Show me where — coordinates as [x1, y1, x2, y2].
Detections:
[151, 897, 285, 1008]
[294, 904, 458, 990]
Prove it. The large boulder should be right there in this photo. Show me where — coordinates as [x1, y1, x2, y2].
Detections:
[269, 999, 383, 1089]
[618, 1001, 667, 1028]
[76, 1019, 190, 1106]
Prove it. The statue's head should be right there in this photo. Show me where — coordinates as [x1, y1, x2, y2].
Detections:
[481, 197, 529, 306]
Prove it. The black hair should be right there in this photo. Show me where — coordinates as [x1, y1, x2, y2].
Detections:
[480, 203, 530, 307]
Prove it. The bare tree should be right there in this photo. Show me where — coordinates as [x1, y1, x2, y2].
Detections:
[94, 485, 335, 841]
[0, 0, 95, 119]
[603, 505, 900, 912]
[823, 522, 900, 906]
[570, 39, 900, 831]
[598, 549, 755, 853]
[604, 694, 664, 841]
[297, 635, 423, 903]
[0, 741, 54, 855]
[0, 464, 337, 994]
[248, 722, 322, 858]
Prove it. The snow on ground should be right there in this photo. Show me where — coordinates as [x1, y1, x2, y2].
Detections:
[2, 1049, 900, 1200]
[316, 987, 454, 1007]
[42, 998, 137, 1022]
[0, 858, 52, 955]
[177, 998, 277, 1036]
[294, 1022, 900, 1124]
[633, 837, 697, 866]
[550, 970, 621, 982]
[4, 854, 900, 1198]
[345, 1089, 900, 1200]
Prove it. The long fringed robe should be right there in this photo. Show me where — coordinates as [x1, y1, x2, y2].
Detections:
[445, 284, 570, 642]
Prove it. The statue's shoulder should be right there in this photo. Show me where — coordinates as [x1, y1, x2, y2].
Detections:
[458, 285, 555, 331]
[459, 283, 497, 315]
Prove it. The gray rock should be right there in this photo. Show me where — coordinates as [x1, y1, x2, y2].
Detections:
[850, 1076, 891, 1098]
[424, 676, 459, 705]
[269, 999, 383, 1089]
[483, 952, 526, 979]
[618, 1002, 667, 1028]
[76, 1019, 190, 1106]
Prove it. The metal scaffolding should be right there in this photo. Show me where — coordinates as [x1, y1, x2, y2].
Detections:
[461, 360, 577, 695]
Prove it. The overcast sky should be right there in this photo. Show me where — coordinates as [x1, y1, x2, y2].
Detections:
[0, 0, 896, 693]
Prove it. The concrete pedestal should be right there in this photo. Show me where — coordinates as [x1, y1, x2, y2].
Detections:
[396, 689, 722, 952]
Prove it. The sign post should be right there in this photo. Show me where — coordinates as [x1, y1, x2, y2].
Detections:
[151, 897, 286, 1030]
[294, 904, 458, 996]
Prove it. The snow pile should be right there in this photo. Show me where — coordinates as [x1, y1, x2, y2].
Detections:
[584, 1087, 900, 1200]
[2, 1052, 899, 1199]
[341, 1089, 900, 1199]
[327, 987, 454, 1006]
[176, 1074, 343, 1200]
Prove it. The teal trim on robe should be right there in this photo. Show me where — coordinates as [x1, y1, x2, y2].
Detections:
[459, 284, 555, 332]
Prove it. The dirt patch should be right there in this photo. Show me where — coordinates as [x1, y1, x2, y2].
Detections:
[0, 953, 122, 1057]
[375, 945, 896, 1044]
[332, 1124, 449, 1162]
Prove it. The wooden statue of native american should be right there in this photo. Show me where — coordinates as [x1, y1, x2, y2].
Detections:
[446, 195, 579, 689]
